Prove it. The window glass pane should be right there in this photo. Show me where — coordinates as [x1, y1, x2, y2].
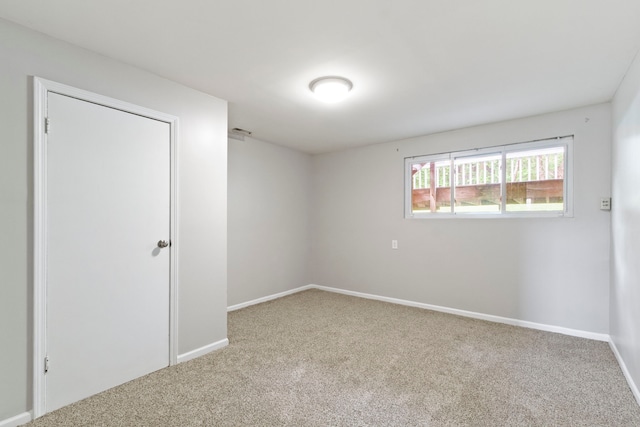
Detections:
[411, 160, 451, 213]
[505, 147, 564, 212]
[453, 154, 501, 213]
[405, 136, 572, 218]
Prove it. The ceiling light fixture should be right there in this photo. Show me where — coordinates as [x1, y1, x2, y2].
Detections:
[309, 76, 353, 103]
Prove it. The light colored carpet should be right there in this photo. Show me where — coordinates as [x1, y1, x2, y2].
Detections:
[25, 289, 640, 426]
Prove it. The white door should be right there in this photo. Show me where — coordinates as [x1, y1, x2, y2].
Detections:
[45, 92, 171, 412]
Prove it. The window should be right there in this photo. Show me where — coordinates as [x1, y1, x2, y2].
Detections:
[405, 136, 573, 218]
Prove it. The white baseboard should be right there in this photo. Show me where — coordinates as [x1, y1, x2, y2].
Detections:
[311, 285, 610, 342]
[227, 285, 314, 312]
[0, 412, 31, 427]
[227, 284, 609, 342]
[609, 339, 640, 406]
[177, 338, 229, 364]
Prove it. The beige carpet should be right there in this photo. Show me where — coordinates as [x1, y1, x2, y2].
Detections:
[26, 289, 640, 426]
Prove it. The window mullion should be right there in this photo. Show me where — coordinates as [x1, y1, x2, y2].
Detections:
[450, 158, 455, 213]
[500, 151, 507, 213]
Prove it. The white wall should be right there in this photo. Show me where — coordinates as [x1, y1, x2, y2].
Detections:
[228, 137, 311, 306]
[611, 50, 640, 401]
[0, 19, 227, 422]
[311, 104, 611, 334]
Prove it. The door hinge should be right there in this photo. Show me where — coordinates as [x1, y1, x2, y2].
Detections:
[44, 355, 49, 374]
[45, 117, 51, 134]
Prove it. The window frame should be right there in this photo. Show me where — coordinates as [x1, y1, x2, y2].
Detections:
[404, 136, 574, 219]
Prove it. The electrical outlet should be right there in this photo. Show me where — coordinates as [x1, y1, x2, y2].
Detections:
[600, 198, 611, 211]
[391, 240, 398, 249]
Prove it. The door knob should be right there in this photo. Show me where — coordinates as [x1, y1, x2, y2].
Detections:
[157, 240, 169, 248]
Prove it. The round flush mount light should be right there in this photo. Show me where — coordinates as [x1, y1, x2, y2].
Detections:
[309, 76, 353, 103]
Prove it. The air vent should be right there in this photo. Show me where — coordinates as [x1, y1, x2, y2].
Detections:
[228, 128, 252, 141]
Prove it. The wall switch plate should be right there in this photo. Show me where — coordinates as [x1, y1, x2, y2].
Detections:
[600, 198, 611, 211]
[391, 240, 398, 249]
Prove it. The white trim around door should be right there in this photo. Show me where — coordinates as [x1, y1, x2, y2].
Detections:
[32, 77, 179, 418]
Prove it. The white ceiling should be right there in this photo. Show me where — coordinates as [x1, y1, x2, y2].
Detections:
[1, 1, 640, 154]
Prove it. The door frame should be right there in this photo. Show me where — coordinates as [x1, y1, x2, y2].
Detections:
[32, 77, 179, 418]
